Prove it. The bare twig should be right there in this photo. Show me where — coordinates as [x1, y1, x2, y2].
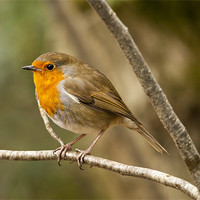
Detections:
[0, 149, 199, 199]
[36, 94, 64, 146]
[87, 0, 200, 190]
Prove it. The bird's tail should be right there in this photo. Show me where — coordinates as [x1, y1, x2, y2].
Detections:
[121, 117, 168, 154]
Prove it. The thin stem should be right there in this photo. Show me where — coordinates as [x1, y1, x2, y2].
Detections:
[36, 94, 64, 146]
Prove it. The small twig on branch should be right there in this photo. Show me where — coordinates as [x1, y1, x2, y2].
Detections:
[36, 93, 64, 147]
[87, 0, 200, 190]
[0, 149, 199, 199]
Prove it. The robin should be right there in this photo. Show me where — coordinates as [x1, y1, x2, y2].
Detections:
[22, 52, 167, 168]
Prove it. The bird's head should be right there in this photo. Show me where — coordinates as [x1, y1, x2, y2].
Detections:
[22, 52, 81, 86]
[23, 51, 79, 73]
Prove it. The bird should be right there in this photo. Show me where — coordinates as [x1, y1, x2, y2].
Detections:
[22, 52, 167, 168]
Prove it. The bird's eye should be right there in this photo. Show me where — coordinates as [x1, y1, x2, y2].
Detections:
[46, 64, 54, 70]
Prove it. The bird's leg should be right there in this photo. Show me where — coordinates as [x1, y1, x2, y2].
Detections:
[54, 134, 86, 166]
[76, 129, 105, 169]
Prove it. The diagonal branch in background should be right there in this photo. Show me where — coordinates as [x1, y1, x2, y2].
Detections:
[0, 149, 199, 199]
[87, 0, 200, 190]
[47, 0, 91, 61]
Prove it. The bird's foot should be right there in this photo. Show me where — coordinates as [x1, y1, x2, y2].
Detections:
[75, 148, 91, 170]
[53, 144, 72, 166]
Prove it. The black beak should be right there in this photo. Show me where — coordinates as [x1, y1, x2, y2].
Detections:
[22, 65, 39, 71]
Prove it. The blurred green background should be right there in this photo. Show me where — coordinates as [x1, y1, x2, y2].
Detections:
[0, 0, 200, 199]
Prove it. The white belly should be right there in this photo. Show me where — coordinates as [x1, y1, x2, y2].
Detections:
[51, 114, 100, 135]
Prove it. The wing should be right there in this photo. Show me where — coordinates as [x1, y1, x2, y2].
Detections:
[63, 76, 141, 125]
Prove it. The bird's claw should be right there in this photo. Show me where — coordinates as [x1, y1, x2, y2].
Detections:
[53, 144, 72, 166]
[75, 148, 90, 170]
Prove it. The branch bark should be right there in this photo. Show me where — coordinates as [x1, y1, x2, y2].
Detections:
[87, 0, 200, 190]
[0, 149, 199, 199]
[36, 93, 64, 146]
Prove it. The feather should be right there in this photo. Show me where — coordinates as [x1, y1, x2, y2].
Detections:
[63, 76, 140, 124]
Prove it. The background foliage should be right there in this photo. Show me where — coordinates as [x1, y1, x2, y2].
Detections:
[0, 1, 199, 199]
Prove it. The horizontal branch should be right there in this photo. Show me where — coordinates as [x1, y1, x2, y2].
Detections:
[0, 149, 199, 199]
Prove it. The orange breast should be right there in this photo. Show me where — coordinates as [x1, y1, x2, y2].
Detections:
[33, 70, 65, 117]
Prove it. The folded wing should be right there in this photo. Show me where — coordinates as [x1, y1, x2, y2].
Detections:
[64, 77, 141, 125]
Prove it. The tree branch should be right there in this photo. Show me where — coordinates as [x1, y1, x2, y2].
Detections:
[0, 149, 199, 199]
[87, 0, 200, 190]
[36, 93, 64, 146]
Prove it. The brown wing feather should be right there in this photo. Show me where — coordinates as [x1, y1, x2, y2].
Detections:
[64, 77, 141, 124]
